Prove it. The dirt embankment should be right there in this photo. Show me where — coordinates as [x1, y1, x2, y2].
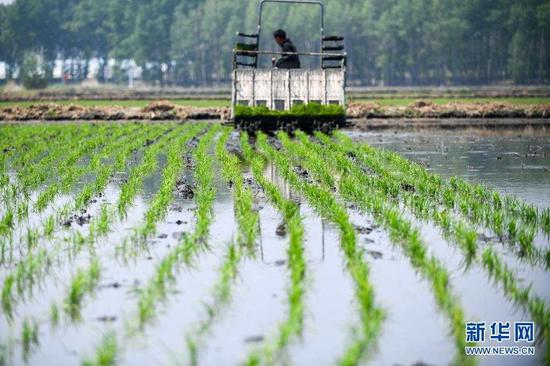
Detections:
[1, 100, 550, 121]
[347, 101, 550, 119]
[0, 101, 229, 121]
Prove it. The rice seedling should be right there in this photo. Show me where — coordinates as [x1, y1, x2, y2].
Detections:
[235, 103, 345, 119]
[255, 132, 384, 366]
[83, 332, 117, 366]
[0, 210, 13, 238]
[64, 258, 101, 321]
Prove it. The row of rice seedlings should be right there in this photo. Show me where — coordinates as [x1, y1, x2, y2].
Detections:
[72, 125, 161, 213]
[281, 132, 475, 366]
[482, 247, 550, 363]
[255, 132, 384, 366]
[1, 124, 76, 189]
[240, 132, 307, 365]
[1, 248, 49, 320]
[35, 124, 142, 212]
[116, 125, 185, 218]
[334, 133, 548, 258]
[63, 257, 101, 322]
[0, 125, 90, 213]
[0, 124, 56, 189]
[82, 331, 117, 366]
[0, 123, 112, 235]
[215, 129, 259, 251]
[16, 124, 112, 197]
[140, 125, 205, 238]
[186, 128, 261, 364]
[114, 125, 203, 259]
[322, 133, 548, 268]
[0, 126, 172, 318]
[135, 124, 219, 328]
[85, 123, 182, 238]
[7, 125, 153, 255]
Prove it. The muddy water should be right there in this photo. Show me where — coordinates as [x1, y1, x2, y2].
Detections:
[351, 130, 550, 208]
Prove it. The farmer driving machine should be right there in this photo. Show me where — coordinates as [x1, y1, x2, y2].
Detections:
[229, 0, 347, 133]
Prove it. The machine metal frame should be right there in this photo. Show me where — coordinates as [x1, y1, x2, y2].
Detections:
[230, 0, 347, 132]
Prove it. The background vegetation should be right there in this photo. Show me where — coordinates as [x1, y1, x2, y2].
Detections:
[0, 0, 549, 86]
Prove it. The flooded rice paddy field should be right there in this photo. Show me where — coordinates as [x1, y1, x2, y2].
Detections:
[0, 122, 549, 366]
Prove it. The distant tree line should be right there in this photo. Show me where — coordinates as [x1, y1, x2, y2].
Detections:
[0, 0, 549, 86]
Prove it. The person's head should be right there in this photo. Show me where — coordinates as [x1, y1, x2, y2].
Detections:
[273, 29, 287, 46]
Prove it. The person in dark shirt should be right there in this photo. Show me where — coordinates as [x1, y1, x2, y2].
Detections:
[273, 29, 301, 69]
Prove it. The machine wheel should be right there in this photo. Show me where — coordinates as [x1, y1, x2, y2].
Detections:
[321, 121, 334, 134]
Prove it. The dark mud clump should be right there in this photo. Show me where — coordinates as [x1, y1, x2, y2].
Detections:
[400, 183, 416, 192]
[366, 250, 383, 260]
[275, 222, 287, 236]
[62, 211, 92, 227]
[244, 335, 264, 343]
[176, 179, 195, 199]
[294, 165, 313, 184]
[354, 224, 375, 235]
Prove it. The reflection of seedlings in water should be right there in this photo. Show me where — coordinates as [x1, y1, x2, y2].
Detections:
[83, 332, 117, 366]
[241, 133, 307, 364]
[50, 303, 60, 327]
[64, 258, 101, 321]
[1, 275, 14, 319]
[21, 318, 39, 361]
